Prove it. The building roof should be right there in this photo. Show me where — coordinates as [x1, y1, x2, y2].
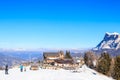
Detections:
[43, 52, 60, 57]
[55, 59, 74, 64]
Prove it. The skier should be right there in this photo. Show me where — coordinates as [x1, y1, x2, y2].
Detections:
[20, 64, 23, 72]
[24, 66, 26, 72]
[5, 64, 8, 74]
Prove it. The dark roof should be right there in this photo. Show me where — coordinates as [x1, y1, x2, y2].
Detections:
[55, 59, 74, 64]
[43, 52, 60, 57]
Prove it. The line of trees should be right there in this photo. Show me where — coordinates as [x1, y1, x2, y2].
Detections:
[84, 51, 120, 80]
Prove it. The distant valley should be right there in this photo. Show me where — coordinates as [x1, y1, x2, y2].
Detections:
[0, 48, 88, 67]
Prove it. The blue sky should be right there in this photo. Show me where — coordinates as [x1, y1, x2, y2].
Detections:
[0, 0, 120, 49]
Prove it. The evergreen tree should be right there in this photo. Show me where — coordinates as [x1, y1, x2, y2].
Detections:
[65, 51, 72, 59]
[113, 56, 120, 80]
[97, 52, 111, 75]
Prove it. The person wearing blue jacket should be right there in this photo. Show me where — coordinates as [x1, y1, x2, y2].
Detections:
[20, 64, 23, 72]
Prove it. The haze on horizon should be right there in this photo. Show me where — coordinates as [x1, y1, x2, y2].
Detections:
[0, 0, 120, 49]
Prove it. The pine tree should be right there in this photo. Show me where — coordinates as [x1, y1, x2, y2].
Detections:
[113, 56, 120, 80]
[65, 51, 72, 59]
[97, 52, 111, 75]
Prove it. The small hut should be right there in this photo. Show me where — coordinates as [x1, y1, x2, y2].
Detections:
[30, 64, 39, 70]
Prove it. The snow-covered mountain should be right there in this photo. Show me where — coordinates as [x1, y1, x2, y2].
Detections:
[94, 32, 120, 50]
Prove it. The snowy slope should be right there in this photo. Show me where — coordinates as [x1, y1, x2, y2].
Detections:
[95, 32, 120, 50]
[0, 65, 113, 80]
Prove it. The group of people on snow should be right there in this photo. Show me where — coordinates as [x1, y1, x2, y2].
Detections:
[20, 64, 26, 72]
[5, 64, 26, 75]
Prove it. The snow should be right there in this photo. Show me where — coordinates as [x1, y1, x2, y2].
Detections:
[106, 32, 119, 35]
[0, 65, 113, 80]
[48, 57, 59, 59]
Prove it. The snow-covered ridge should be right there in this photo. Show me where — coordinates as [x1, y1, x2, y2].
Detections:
[94, 32, 120, 50]
[106, 32, 119, 35]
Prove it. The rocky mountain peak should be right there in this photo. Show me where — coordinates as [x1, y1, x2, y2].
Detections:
[104, 32, 120, 41]
[94, 32, 120, 50]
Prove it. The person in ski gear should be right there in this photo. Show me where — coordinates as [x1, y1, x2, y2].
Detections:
[5, 64, 8, 74]
[20, 64, 23, 72]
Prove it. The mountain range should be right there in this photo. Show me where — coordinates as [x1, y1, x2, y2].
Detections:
[1, 32, 120, 67]
[0, 50, 43, 67]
